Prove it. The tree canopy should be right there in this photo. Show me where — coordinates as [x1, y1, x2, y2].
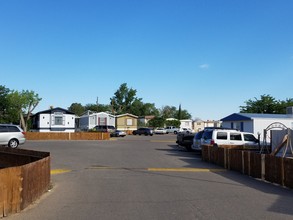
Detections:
[0, 86, 41, 131]
[240, 94, 293, 114]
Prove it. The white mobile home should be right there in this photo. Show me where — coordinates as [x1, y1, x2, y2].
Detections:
[79, 111, 115, 131]
[31, 107, 76, 132]
[221, 107, 293, 140]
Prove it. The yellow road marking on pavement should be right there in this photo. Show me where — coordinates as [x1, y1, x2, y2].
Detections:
[148, 168, 226, 172]
[51, 169, 71, 175]
[86, 166, 225, 173]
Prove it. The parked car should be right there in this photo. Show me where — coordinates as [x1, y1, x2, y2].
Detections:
[132, 128, 153, 136]
[201, 128, 259, 147]
[0, 124, 26, 148]
[165, 126, 180, 134]
[93, 125, 116, 133]
[110, 130, 126, 137]
[154, 128, 167, 134]
[179, 128, 194, 134]
[176, 132, 195, 151]
[191, 130, 204, 151]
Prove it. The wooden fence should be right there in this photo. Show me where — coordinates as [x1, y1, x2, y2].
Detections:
[0, 147, 50, 218]
[202, 145, 293, 188]
[26, 132, 110, 140]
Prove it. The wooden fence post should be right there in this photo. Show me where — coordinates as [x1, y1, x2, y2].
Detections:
[261, 154, 266, 180]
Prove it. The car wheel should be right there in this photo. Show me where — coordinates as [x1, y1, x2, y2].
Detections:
[174, 131, 177, 134]
[185, 145, 193, 152]
[8, 139, 19, 148]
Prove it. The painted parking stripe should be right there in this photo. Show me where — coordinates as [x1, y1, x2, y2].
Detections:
[86, 166, 225, 172]
[51, 169, 71, 175]
[148, 168, 226, 172]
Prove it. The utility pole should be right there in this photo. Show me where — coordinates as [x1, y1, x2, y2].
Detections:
[96, 97, 99, 112]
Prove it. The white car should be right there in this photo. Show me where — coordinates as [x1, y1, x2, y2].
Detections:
[0, 124, 26, 148]
[179, 128, 194, 134]
[154, 128, 167, 134]
[201, 128, 259, 147]
[110, 130, 126, 137]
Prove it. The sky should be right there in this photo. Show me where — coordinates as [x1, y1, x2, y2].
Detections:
[1, 0, 293, 120]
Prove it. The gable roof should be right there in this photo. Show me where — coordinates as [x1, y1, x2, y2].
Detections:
[116, 113, 138, 118]
[221, 113, 291, 121]
[34, 107, 75, 115]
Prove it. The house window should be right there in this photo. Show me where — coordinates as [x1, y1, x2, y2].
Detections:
[126, 119, 133, 126]
[54, 116, 63, 125]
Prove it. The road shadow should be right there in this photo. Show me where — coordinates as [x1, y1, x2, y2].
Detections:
[155, 144, 293, 216]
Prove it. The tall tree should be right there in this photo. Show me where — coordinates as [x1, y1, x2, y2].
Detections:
[160, 105, 191, 119]
[240, 94, 288, 114]
[110, 83, 141, 115]
[178, 104, 182, 120]
[0, 85, 10, 123]
[68, 103, 85, 116]
[84, 103, 111, 113]
[7, 90, 41, 131]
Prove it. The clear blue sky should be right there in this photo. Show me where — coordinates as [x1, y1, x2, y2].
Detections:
[1, 0, 292, 120]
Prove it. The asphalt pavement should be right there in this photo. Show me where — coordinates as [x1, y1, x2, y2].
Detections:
[7, 134, 293, 220]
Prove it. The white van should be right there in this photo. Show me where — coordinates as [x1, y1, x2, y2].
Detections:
[201, 129, 259, 147]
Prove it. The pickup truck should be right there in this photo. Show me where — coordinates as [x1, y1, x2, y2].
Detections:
[165, 126, 180, 134]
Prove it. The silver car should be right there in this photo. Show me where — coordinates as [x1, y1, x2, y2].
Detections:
[0, 124, 26, 148]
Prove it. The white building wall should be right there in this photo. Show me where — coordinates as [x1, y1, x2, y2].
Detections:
[180, 120, 193, 130]
[79, 112, 116, 130]
[223, 118, 293, 140]
[39, 114, 51, 128]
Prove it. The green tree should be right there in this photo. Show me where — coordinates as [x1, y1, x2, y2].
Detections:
[160, 105, 191, 119]
[239, 94, 293, 114]
[130, 100, 160, 116]
[7, 90, 41, 131]
[110, 83, 141, 115]
[148, 117, 165, 128]
[165, 119, 180, 128]
[68, 103, 85, 116]
[160, 105, 177, 118]
[0, 85, 10, 123]
[84, 103, 111, 113]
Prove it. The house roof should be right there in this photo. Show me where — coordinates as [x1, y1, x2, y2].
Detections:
[221, 113, 293, 121]
[34, 107, 75, 115]
[116, 113, 138, 118]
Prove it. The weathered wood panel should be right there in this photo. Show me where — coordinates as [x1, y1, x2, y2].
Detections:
[0, 148, 50, 217]
[201, 145, 293, 189]
[26, 132, 110, 140]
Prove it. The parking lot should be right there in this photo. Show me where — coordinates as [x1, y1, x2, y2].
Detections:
[8, 134, 293, 220]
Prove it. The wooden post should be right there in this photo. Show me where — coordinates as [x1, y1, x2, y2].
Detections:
[261, 154, 266, 180]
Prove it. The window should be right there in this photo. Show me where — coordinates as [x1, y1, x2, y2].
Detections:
[8, 126, 20, 132]
[244, 134, 257, 142]
[127, 119, 133, 126]
[54, 116, 63, 125]
[230, 133, 242, 141]
[0, 125, 8, 132]
[217, 132, 227, 140]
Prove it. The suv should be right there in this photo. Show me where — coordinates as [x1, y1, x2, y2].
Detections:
[202, 128, 259, 147]
[191, 130, 204, 151]
[132, 128, 153, 136]
[93, 125, 116, 133]
[0, 124, 26, 148]
[165, 126, 179, 134]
